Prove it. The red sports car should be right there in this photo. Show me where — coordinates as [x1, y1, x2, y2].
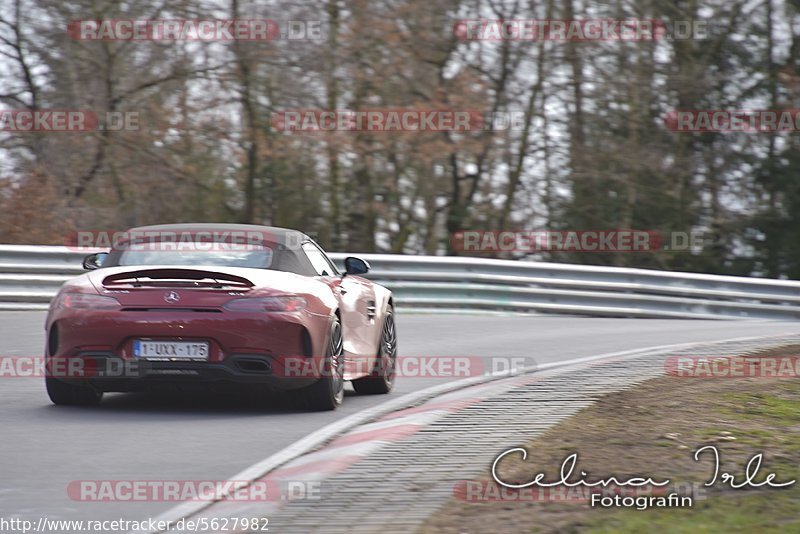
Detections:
[44, 224, 397, 410]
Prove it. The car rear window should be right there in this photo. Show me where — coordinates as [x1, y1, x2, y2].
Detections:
[116, 247, 275, 269]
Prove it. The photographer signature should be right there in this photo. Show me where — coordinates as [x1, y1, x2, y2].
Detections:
[694, 445, 795, 488]
[492, 445, 795, 489]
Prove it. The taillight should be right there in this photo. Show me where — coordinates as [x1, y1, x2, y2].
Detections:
[58, 293, 121, 310]
[223, 296, 307, 312]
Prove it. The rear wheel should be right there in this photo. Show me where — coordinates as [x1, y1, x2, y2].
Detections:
[45, 377, 103, 406]
[352, 306, 396, 395]
[295, 315, 345, 411]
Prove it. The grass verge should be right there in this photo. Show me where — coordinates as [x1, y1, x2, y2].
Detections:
[420, 345, 800, 533]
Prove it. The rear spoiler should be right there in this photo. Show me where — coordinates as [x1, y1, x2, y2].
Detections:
[102, 268, 254, 289]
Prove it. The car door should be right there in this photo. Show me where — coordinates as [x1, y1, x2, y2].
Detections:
[300, 242, 376, 376]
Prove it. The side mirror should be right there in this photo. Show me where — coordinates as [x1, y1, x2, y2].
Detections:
[344, 256, 370, 276]
[83, 252, 108, 271]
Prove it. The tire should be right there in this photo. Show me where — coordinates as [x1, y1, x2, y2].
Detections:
[295, 315, 345, 411]
[45, 377, 103, 406]
[352, 306, 396, 395]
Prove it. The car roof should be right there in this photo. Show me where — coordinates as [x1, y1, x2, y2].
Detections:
[125, 224, 310, 247]
[112, 224, 323, 276]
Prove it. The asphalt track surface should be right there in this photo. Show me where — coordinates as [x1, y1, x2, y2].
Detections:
[1, 311, 798, 528]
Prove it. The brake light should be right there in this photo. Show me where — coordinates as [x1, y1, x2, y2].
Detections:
[59, 293, 121, 310]
[223, 296, 307, 312]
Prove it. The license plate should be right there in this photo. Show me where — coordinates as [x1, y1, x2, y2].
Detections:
[133, 340, 209, 360]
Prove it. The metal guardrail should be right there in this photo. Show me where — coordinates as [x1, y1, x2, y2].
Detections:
[1, 245, 800, 319]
